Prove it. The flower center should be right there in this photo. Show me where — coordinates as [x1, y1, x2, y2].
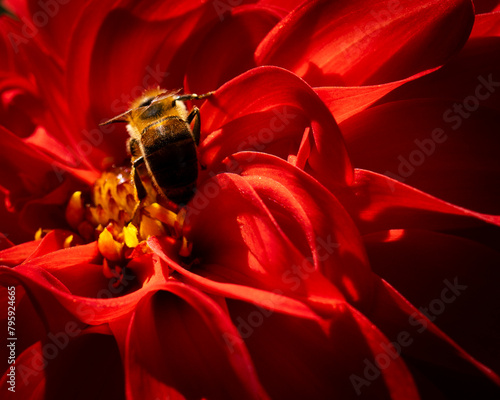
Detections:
[65, 166, 192, 264]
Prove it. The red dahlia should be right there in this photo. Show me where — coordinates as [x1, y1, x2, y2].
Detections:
[1, 0, 500, 399]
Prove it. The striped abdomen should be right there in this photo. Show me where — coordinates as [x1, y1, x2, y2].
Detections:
[141, 116, 198, 205]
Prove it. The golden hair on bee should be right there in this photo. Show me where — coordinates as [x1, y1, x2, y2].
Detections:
[100, 88, 213, 218]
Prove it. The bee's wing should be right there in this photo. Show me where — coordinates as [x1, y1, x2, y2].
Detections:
[99, 109, 133, 125]
[153, 89, 181, 103]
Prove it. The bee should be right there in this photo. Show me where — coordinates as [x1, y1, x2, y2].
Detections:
[101, 88, 213, 216]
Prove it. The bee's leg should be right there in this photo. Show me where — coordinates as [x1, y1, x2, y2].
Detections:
[130, 156, 148, 225]
[173, 92, 213, 144]
[187, 106, 201, 145]
[176, 91, 214, 103]
[187, 107, 207, 170]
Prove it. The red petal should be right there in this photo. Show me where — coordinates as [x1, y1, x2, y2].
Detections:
[188, 173, 344, 305]
[337, 169, 500, 235]
[0, 234, 14, 251]
[0, 190, 36, 245]
[67, 1, 218, 129]
[225, 152, 373, 307]
[0, 229, 83, 267]
[0, 342, 45, 399]
[185, 6, 280, 94]
[120, 0, 210, 20]
[0, 29, 103, 174]
[378, 13, 500, 113]
[125, 283, 269, 400]
[365, 229, 500, 375]
[23, 230, 83, 262]
[1, 286, 124, 398]
[149, 236, 326, 322]
[368, 277, 500, 397]
[0, 245, 168, 326]
[0, 17, 20, 72]
[43, 331, 124, 399]
[0, 124, 100, 234]
[0, 126, 66, 192]
[0, 125, 97, 224]
[340, 98, 500, 215]
[0, 239, 40, 266]
[0, 286, 46, 368]
[225, 299, 419, 399]
[200, 106, 310, 170]
[256, 0, 474, 86]
[3, 0, 85, 65]
[314, 69, 439, 123]
[473, 0, 500, 13]
[257, 0, 305, 13]
[148, 237, 420, 397]
[471, 10, 500, 35]
[200, 66, 353, 188]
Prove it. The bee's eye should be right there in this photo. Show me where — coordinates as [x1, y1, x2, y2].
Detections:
[138, 97, 154, 108]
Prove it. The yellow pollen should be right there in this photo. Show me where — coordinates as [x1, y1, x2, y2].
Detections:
[64, 166, 194, 264]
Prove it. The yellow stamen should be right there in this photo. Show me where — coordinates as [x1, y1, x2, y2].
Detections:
[123, 223, 139, 248]
[35, 228, 43, 240]
[175, 207, 187, 237]
[65, 191, 84, 230]
[63, 166, 196, 266]
[98, 228, 124, 261]
[63, 235, 74, 248]
[179, 236, 193, 257]
[144, 203, 177, 228]
[139, 214, 166, 240]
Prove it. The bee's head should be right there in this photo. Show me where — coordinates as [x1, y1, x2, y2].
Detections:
[99, 88, 185, 128]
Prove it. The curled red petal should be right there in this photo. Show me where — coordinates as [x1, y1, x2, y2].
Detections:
[337, 169, 500, 235]
[125, 282, 270, 400]
[180, 171, 350, 313]
[224, 151, 373, 308]
[200, 66, 353, 188]
[314, 68, 440, 123]
[0, 245, 168, 326]
[256, 0, 474, 86]
[149, 236, 327, 323]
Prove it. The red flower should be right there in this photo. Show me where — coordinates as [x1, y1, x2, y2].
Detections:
[1, 0, 500, 399]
